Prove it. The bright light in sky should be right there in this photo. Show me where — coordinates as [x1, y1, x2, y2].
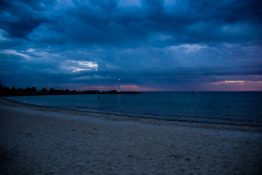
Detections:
[63, 60, 98, 73]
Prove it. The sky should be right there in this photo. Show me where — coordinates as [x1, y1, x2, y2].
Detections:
[0, 0, 262, 91]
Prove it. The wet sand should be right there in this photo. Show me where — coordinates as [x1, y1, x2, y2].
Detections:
[1, 98, 262, 175]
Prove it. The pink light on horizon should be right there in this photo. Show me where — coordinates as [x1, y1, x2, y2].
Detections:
[79, 84, 158, 91]
[54, 80, 262, 92]
[209, 80, 262, 91]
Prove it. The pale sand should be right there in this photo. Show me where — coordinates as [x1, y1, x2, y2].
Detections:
[0, 99, 262, 175]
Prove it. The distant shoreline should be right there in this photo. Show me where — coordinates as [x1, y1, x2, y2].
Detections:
[0, 85, 142, 96]
[1, 84, 262, 97]
[1, 91, 262, 97]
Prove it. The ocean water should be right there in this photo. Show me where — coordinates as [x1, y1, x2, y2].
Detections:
[8, 92, 262, 126]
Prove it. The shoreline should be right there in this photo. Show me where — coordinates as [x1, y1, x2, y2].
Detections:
[1, 97, 262, 130]
[1, 97, 262, 174]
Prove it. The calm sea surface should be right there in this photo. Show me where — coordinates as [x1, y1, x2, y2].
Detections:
[8, 92, 262, 125]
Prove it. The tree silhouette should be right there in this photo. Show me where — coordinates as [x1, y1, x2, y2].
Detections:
[0, 84, 141, 96]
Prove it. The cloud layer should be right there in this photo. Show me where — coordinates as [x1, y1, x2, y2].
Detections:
[0, 0, 262, 91]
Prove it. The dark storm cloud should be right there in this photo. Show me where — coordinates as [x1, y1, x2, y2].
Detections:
[0, 0, 52, 38]
[66, 0, 261, 44]
[1, 0, 261, 45]
[0, 0, 262, 90]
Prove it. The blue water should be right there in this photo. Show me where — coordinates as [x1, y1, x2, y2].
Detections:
[8, 92, 262, 125]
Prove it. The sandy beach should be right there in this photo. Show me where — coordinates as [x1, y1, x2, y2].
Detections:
[0, 98, 262, 175]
